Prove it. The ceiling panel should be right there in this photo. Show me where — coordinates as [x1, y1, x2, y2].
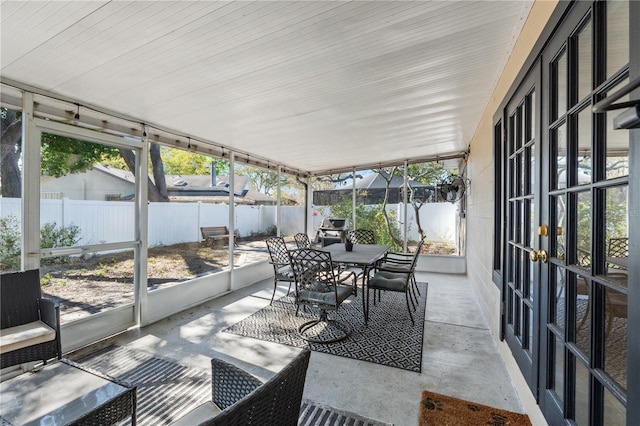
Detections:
[1, 1, 532, 174]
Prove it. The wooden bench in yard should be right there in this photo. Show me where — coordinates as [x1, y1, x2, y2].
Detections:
[200, 226, 238, 248]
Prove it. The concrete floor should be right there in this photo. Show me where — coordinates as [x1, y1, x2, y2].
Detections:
[71, 272, 528, 426]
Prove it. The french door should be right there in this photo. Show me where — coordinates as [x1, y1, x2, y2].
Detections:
[503, 63, 542, 394]
[502, 1, 636, 425]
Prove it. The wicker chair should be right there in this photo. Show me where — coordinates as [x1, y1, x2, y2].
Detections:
[1, 269, 62, 369]
[266, 236, 296, 304]
[172, 349, 311, 426]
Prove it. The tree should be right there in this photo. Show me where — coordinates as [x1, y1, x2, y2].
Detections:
[372, 167, 404, 247]
[0, 109, 170, 201]
[162, 148, 229, 176]
[1, 109, 22, 198]
[236, 165, 282, 196]
[406, 162, 452, 240]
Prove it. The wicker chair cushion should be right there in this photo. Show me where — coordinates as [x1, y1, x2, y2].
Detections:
[0, 320, 56, 354]
[171, 401, 221, 426]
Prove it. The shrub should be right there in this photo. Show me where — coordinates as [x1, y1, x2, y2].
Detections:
[40, 222, 81, 264]
[0, 215, 21, 271]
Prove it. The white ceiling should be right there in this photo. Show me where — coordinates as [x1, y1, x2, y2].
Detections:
[1, 1, 532, 175]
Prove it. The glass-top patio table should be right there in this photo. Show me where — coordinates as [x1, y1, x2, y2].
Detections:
[0, 359, 136, 426]
[319, 243, 390, 324]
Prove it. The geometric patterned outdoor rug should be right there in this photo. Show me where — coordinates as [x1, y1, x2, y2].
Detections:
[224, 282, 428, 372]
[72, 345, 392, 426]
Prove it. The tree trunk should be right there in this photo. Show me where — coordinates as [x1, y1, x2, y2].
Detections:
[149, 143, 168, 200]
[411, 201, 426, 241]
[118, 148, 169, 202]
[1, 111, 23, 198]
[378, 167, 403, 247]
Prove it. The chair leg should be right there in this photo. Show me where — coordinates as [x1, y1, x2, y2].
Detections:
[412, 274, 421, 296]
[405, 291, 415, 325]
[407, 286, 417, 312]
[270, 278, 278, 304]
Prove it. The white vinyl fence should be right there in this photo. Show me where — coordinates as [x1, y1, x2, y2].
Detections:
[1, 198, 456, 247]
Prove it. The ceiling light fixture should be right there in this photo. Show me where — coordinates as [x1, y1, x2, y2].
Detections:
[187, 137, 191, 149]
[74, 104, 80, 120]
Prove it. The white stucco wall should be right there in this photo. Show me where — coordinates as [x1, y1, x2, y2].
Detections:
[465, 2, 558, 424]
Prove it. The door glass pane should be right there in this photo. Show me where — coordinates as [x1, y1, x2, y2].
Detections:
[524, 304, 532, 352]
[576, 192, 591, 262]
[606, 80, 630, 179]
[528, 257, 534, 301]
[508, 287, 515, 325]
[511, 157, 518, 197]
[518, 200, 525, 244]
[575, 360, 590, 426]
[552, 334, 565, 403]
[528, 199, 535, 246]
[606, 0, 629, 77]
[553, 123, 567, 189]
[529, 145, 536, 190]
[604, 288, 627, 390]
[554, 51, 568, 120]
[576, 108, 592, 185]
[509, 245, 515, 283]
[604, 186, 628, 286]
[554, 195, 567, 260]
[516, 106, 524, 151]
[530, 91, 536, 138]
[604, 387, 626, 425]
[519, 153, 525, 196]
[552, 265, 566, 332]
[577, 20, 592, 102]
[575, 273, 591, 357]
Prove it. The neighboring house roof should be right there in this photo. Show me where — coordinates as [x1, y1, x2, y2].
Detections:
[346, 171, 428, 190]
[94, 164, 136, 184]
[165, 174, 250, 196]
[95, 164, 277, 204]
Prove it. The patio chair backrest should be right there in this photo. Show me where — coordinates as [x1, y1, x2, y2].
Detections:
[294, 233, 311, 249]
[608, 237, 628, 258]
[1, 269, 42, 328]
[346, 229, 375, 245]
[266, 236, 291, 267]
[289, 249, 344, 312]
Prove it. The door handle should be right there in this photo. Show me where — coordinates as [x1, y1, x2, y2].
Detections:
[529, 250, 548, 263]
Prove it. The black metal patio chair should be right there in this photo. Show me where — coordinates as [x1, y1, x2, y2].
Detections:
[290, 248, 356, 343]
[266, 236, 296, 304]
[367, 244, 422, 326]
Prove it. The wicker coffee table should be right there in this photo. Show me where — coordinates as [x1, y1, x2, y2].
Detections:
[1, 358, 136, 425]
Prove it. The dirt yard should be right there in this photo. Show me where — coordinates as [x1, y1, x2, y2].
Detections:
[39, 237, 455, 322]
[40, 240, 269, 322]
